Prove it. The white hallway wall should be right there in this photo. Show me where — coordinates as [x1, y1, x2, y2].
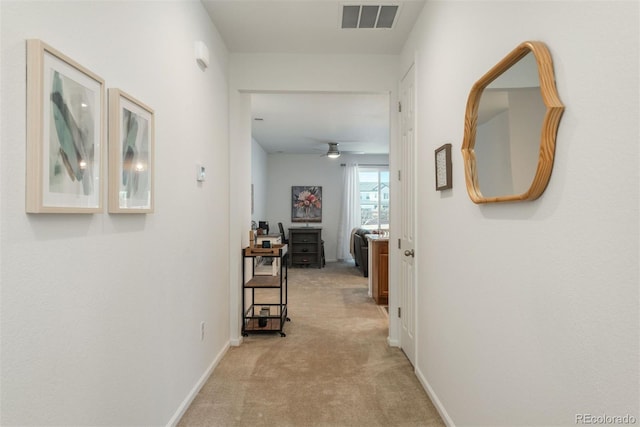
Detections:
[251, 137, 268, 222]
[402, 1, 639, 426]
[0, 1, 230, 425]
[228, 54, 401, 344]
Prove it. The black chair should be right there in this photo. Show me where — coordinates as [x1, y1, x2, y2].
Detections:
[278, 222, 289, 244]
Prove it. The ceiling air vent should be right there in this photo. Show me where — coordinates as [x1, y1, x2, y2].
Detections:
[341, 5, 399, 29]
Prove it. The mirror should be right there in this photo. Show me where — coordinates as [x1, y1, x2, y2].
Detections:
[461, 41, 564, 203]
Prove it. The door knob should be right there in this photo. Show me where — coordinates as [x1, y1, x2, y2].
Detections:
[404, 249, 415, 257]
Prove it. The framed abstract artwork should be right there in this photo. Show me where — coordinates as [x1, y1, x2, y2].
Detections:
[26, 39, 105, 213]
[435, 143, 453, 191]
[291, 186, 322, 223]
[108, 89, 155, 213]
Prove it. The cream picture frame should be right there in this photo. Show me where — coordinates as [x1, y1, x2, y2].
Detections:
[108, 89, 155, 213]
[26, 39, 105, 213]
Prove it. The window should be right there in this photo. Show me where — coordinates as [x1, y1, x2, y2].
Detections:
[359, 168, 389, 230]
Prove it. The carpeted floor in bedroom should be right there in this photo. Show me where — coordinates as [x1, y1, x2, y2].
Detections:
[178, 261, 444, 426]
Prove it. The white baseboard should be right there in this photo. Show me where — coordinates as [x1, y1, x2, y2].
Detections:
[166, 341, 230, 427]
[387, 336, 400, 347]
[415, 366, 455, 427]
[229, 336, 243, 346]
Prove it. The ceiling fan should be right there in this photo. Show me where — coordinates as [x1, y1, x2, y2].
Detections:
[317, 142, 365, 158]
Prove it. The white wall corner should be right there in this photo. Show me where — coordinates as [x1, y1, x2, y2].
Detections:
[415, 367, 455, 427]
[386, 336, 400, 347]
[166, 342, 231, 427]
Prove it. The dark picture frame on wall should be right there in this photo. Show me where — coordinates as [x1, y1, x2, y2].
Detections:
[291, 186, 322, 222]
[435, 143, 453, 191]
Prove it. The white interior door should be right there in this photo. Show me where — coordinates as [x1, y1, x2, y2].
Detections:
[399, 64, 416, 366]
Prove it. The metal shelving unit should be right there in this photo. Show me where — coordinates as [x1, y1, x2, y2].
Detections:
[241, 244, 289, 337]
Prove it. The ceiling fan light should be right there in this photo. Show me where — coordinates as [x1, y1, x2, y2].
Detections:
[326, 142, 341, 158]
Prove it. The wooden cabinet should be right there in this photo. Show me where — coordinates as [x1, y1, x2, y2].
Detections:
[368, 236, 388, 305]
[288, 227, 323, 268]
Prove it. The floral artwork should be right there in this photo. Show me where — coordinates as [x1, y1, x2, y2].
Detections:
[291, 186, 322, 223]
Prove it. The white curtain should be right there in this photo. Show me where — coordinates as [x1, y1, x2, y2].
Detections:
[337, 163, 360, 261]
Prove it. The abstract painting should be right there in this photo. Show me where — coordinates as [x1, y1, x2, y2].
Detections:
[26, 39, 104, 213]
[291, 186, 322, 223]
[108, 89, 154, 213]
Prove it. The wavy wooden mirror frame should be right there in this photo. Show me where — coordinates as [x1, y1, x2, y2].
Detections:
[461, 41, 564, 203]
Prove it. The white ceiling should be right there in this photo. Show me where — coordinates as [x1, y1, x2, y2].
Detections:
[251, 92, 390, 154]
[201, 1, 425, 155]
[201, 1, 426, 55]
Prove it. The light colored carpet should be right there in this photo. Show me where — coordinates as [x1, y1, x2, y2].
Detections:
[178, 261, 444, 426]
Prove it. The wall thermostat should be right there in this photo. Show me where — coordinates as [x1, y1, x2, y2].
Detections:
[196, 165, 206, 182]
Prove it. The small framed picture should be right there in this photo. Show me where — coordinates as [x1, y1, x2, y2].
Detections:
[26, 39, 105, 213]
[435, 143, 452, 191]
[108, 89, 155, 213]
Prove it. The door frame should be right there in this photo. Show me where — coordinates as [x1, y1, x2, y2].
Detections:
[230, 88, 399, 344]
[393, 61, 418, 364]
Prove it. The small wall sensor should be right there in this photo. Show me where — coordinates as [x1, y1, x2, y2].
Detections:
[194, 41, 209, 69]
[197, 164, 206, 182]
